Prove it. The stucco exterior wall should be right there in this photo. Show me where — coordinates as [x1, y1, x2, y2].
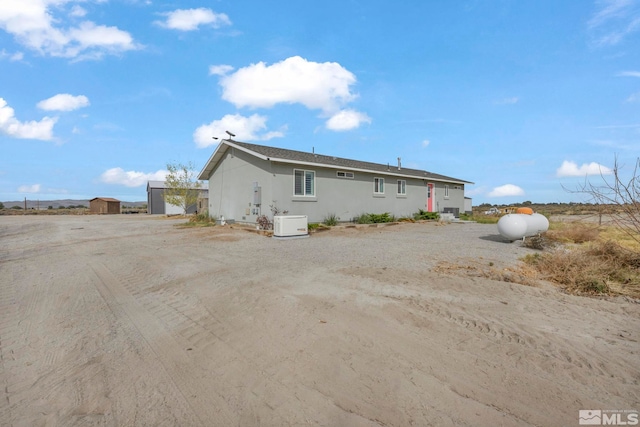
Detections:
[207, 148, 274, 222]
[205, 148, 466, 223]
[270, 164, 434, 223]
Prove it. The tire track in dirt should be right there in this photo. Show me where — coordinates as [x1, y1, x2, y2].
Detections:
[108, 247, 356, 424]
[340, 265, 636, 386]
[89, 261, 236, 426]
[389, 291, 637, 386]
[0, 256, 16, 422]
[390, 293, 615, 373]
[116, 262, 302, 415]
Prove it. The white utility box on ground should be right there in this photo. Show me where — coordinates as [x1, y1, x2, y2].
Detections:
[273, 215, 308, 237]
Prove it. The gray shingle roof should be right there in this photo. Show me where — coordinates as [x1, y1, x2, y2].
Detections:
[227, 140, 472, 184]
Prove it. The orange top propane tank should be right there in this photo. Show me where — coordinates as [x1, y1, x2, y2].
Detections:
[516, 207, 534, 215]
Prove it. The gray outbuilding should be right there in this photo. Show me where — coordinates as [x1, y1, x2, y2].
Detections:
[198, 140, 473, 224]
[146, 181, 207, 215]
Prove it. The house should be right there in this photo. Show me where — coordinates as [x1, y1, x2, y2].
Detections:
[146, 181, 207, 215]
[89, 197, 121, 214]
[198, 140, 472, 224]
[464, 197, 473, 214]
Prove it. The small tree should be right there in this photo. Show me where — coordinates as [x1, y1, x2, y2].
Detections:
[570, 156, 639, 245]
[164, 162, 202, 215]
[0, 202, 4, 209]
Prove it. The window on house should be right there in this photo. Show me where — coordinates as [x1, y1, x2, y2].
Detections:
[374, 177, 385, 194]
[336, 171, 354, 179]
[397, 180, 406, 195]
[294, 169, 315, 196]
[444, 185, 450, 198]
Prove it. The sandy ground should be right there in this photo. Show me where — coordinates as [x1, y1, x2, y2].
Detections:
[0, 215, 638, 427]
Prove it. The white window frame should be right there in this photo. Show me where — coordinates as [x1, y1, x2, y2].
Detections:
[374, 177, 385, 194]
[294, 169, 315, 197]
[444, 184, 450, 199]
[397, 179, 406, 195]
[336, 171, 354, 179]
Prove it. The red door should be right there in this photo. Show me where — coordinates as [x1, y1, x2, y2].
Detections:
[427, 183, 434, 212]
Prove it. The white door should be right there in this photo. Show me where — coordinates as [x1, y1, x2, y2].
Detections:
[165, 200, 183, 215]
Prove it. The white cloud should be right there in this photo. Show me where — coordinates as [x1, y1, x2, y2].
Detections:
[100, 167, 168, 187]
[556, 160, 613, 177]
[70, 5, 86, 18]
[37, 93, 89, 111]
[0, 97, 57, 140]
[495, 97, 519, 105]
[325, 109, 371, 131]
[1, 49, 23, 61]
[588, 0, 640, 46]
[488, 184, 525, 197]
[208, 64, 234, 76]
[219, 56, 358, 114]
[0, 0, 140, 59]
[422, 139, 430, 147]
[18, 183, 41, 193]
[627, 91, 640, 102]
[193, 113, 284, 148]
[617, 70, 640, 77]
[156, 8, 231, 31]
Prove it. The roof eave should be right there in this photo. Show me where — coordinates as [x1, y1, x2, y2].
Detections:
[198, 140, 472, 185]
[267, 157, 471, 184]
[198, 140, 272, 180]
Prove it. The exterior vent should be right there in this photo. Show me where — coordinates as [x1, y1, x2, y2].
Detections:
[273, 215, 308, 237]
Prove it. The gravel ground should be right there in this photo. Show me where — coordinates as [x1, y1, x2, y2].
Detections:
[1, 215, 638, 426]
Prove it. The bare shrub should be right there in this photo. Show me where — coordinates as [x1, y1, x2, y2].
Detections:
[588, 240, 639, 267]
[545, 223, 599, 244]
[522, 239, 640, 297]
[568, 156, 640, 245]
[522, 234, 552, 250]
[524, 250, 610, 294]
[256, 215, 272, 230]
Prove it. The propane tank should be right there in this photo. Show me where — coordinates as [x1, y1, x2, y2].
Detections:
[497, 213, 549, 241]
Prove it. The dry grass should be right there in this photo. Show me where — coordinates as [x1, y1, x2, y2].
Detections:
[544, 222, 600, 244]
[436, 220, 640, 299]
[520, 221, 640, 298]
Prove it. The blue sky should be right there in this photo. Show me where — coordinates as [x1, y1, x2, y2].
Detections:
[0, 0, 638, 204]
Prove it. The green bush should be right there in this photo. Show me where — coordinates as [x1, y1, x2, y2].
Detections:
[413, 209, 439, 221]
[323, 213, 339, 226]
[355, 212, 395, 224]
[186, 211, 215, 226]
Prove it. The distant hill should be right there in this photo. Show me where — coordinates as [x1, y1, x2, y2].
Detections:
[1, 199, 146, 209]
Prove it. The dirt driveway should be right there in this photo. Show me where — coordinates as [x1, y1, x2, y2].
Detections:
[0, 215, 638, 426]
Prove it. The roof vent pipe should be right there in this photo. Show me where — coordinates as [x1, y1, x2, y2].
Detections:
[397, 157, 402, 170]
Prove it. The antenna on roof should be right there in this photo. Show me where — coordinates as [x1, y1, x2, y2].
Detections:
[312, 146, 315, 154]
[225, 130, 236, 138]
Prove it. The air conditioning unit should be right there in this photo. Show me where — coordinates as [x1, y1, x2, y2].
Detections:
[273, 215, 308, 237]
